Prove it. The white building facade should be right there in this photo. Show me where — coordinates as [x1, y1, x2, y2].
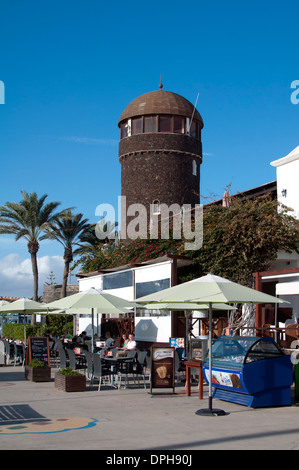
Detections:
[264, 145, 299, 322]
[76, 255, 195, 344]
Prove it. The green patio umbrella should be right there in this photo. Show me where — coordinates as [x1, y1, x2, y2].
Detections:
[136, 273, 287, 416]
[43, 287, 140, 352]
[0, 298, 47, 344]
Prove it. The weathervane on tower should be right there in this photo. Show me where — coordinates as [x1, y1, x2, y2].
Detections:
[159, 75, 163, 90]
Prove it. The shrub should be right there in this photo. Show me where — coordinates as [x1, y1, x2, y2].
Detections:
[28, 359, 46, 368]
[59, 367, 81, 376]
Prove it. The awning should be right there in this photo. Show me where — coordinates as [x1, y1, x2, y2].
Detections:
[276, 281, 299, 296]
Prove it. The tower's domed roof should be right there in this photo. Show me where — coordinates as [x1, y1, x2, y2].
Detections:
[118, 89, 203, 127]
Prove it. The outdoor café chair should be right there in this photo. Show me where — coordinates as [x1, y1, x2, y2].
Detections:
[0, 340, 6, 365]
[13, 342, 25, 367]
[174, 349, 186, 383]
[50, 338, 63, 367]
[67, 349, 87, 374]
[91, 353, 116, 391]
[58, 347, 68, 369]
[132, 350, 148, 389]
[117, 350, 137, 389]
[84, 351, 94, 382]
[3, 340, 13, 364]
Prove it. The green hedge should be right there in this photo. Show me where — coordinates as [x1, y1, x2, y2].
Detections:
[3, 323, 41, 340]
[2, 317, 73, 340]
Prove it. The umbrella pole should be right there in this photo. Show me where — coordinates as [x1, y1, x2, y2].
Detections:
[91, 308, 94, 353]
[208, 302, 212, 409]
[24, 315, 27, 346]
[185, 311, 189, 361]
[196, 303, 227, 417]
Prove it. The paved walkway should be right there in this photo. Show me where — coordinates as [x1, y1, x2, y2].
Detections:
[0, 365, 299, 451]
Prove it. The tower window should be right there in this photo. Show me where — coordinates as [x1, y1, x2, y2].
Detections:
[190, 121, 197, 138]
[121, 119, 131, 138]
[192, 160, 197, 176]
[159, 116, 172, 132]
[174, 117, 185, 134]
[120, 116, 201, 140]
[153, 200, 160, 214]
[144, 116, 157, 133]
[132, 117, 143, 135]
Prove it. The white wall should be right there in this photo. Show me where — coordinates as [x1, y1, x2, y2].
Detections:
[77, 260, 174, 342]
[134, 262, 172, 342]
[79, 275, 102, 291]
[271, 146, 299, 219]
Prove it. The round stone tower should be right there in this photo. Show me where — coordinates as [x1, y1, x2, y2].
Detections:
[118, 84, 204, 237]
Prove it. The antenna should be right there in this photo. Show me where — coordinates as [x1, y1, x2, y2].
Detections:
[159, 75, 163, 90]
[187, 92, 199, 135]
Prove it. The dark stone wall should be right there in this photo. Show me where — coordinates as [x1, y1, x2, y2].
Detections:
[43, 284, 79, 303]
[119, 133, 202, 234]
[121, 151, 200, 209]
[119, 133, 202, 160]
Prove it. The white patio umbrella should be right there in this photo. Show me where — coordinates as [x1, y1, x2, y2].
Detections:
[0, 298, 48, 344]
[43, 288, 140, 352]
[136, 273, 287, 416]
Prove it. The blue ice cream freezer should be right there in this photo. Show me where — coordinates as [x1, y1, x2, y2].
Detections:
[203, 336, 293, 408]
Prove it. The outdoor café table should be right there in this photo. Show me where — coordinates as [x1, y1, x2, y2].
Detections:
[74, 351, 87, 367]
[102, 356, 135, 388]
[102, 356, 134, 369]
[185, 360, 203, 399]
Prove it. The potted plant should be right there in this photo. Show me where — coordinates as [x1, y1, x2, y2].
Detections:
[55, 367, 86, 392]
[25, 359, 51, 382]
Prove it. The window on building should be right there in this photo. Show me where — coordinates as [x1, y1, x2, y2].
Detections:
[120, 115, 201, 140]
[121, 120, 131, 138]
[190, 121, 197, 138]
[144, 116, 157, 133]
[174, 116, 185, 134]
[135, 278, 170, 299]
[132, 117, 143, 135]
[192, 160, 197, 176]
[159, 115, 172, 132]
[153, 199, 160, 214]
[102, 271, 134, 290]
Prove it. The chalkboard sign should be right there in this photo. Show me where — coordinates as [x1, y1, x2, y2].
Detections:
[150, 347, 175, 394]
[26, 337, 50, 366]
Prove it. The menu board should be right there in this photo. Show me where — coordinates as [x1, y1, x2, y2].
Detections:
[26, 336, 50, 366]
[150, 347, 175, 393]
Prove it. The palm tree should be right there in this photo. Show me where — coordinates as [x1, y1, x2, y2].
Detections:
[0, 191, 62, 304]
[73, 223, 102, 258]
[74, 219, 119, 258]
[46, 211, 89, 298]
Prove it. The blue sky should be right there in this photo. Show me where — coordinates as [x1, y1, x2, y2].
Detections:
[0, 0, 298, 297]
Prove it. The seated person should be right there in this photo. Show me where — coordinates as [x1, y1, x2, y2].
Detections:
[116, 333, 136, 356]
[79, 331, 91, 342]
[125, 334, 136, 351]
[104, 331, 115, 348]
[121, 333, 129, 348]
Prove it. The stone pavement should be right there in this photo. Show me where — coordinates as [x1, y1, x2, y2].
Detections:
[0, 365, 299, 451]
